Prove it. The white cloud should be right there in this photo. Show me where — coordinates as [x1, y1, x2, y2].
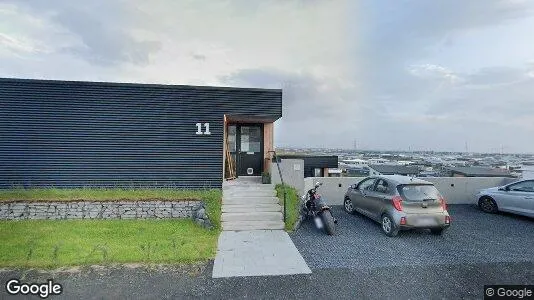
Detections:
[408, 63, 463, 84]
[0, 33, 40, 54]
[120, 0, 352, 85]
[1, 0, 534, 152]
[0, 3, 81, 58]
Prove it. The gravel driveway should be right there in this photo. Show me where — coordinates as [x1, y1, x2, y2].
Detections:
[290, 205, 534, 269]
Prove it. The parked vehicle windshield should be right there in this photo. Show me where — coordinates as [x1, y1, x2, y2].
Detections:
[397, 184, 440, 201]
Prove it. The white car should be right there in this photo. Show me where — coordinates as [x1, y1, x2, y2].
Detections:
[476, 179, 534, 218]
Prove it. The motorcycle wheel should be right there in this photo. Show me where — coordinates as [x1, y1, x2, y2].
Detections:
[322, 210, 336, 235]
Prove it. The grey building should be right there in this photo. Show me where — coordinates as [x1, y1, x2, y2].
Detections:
[447, 167, 514, 178]
[274, 155, 338, 177]
[367, 164, 420, 176]
[0, 78, 282, 189]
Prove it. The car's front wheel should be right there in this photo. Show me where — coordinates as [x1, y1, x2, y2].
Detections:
[343, 197, 355, 214]
[381, 214, 399, 237]
[478, 196, 498, 213]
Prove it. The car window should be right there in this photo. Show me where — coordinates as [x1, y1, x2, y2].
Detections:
[508, 180, 534, 192]
[374, 179, 390, 194]
[357, 178, 376, 191]
[397, 184, 440, 201]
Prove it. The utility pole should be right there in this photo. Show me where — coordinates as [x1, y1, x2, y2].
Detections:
[465, 141, 468, 153]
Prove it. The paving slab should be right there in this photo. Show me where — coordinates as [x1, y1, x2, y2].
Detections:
[212, 230, 311, 278]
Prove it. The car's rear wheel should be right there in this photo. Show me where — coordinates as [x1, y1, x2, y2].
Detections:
[478, 196, 498, 213]
[381, 214, 399, 237]
[343, 197, 355, 214]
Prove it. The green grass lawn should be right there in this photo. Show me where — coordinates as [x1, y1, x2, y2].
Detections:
[0, 188, 217, 202]
[0, 188, 223, 268]
[0, 219, 218, 268]
[275, 184, 301, 231]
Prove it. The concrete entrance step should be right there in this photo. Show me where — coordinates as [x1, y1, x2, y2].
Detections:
[223, 183, 275, 190]
[222, 212, 283, 222]
[222, 204, 282, 213]
[225, 190, 276, 197]
[223, 197, 280, 205]
[222, 220, 285, 231]
[223, 184, 275, 189]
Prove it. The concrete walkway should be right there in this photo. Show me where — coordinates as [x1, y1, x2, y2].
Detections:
[213, 177, 311, 278]
[212, 230, 311, 278]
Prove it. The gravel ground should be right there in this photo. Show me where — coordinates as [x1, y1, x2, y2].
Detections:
[290, 204, 534, 269]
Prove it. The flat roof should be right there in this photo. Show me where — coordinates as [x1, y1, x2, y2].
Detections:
[448, 167, 513, 177]
[0, 77, 282, 93]
[368, 164, 419, 174]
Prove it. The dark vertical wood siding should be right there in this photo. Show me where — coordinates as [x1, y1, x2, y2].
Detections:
[0, 78, 282, 189]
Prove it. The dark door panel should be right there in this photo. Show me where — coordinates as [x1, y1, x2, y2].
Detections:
[229, 124, 263, 177]
[352, 178, 377, 216]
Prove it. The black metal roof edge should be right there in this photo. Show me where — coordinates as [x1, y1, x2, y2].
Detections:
[0, 77, 283, 94]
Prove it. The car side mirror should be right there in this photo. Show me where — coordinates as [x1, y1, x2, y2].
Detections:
[499, 186, 509, 191]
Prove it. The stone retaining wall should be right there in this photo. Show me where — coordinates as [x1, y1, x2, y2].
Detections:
[0, 201, 208, 225]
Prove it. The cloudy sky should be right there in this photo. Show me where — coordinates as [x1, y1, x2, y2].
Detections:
[1, 0, 534, 153]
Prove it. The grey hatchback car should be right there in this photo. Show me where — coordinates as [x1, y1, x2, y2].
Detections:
[343, 175, 451, 236]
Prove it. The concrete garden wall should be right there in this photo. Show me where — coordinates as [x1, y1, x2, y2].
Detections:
[304, 177, 363, 205]
[271, 159, 305, 194]
[0, 201, 210, 226]
[304, 177, 517, 205]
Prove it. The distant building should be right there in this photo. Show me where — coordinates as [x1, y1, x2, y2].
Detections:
[446, 167, 515, 178]
[367, 158, 390, 164]
[340, 158, 368, 167]
[275, 155, 338, 177]
[367, 164, 420, 176]
[327, 168, 343, 177]
[418, 170, 440, 177]
[345, 166, 370, 177]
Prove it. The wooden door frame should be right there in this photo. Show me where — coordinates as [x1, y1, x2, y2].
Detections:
[223, 115, 274, 180]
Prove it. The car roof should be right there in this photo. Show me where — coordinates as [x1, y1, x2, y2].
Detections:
[373, 175, 433, 186]
[507, 179, 534, 185]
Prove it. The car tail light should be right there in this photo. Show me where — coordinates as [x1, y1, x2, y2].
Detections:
[400, 217, 406, 225]
[439, 196, 447, 211]
[392, 196, 403, 211]
[445, 216, 451, 224]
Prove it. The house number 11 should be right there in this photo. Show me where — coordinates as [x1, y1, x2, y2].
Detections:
[195, 123, 211, 135]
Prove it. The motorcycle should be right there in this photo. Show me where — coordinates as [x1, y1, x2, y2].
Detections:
[300, 182, 337, 235]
